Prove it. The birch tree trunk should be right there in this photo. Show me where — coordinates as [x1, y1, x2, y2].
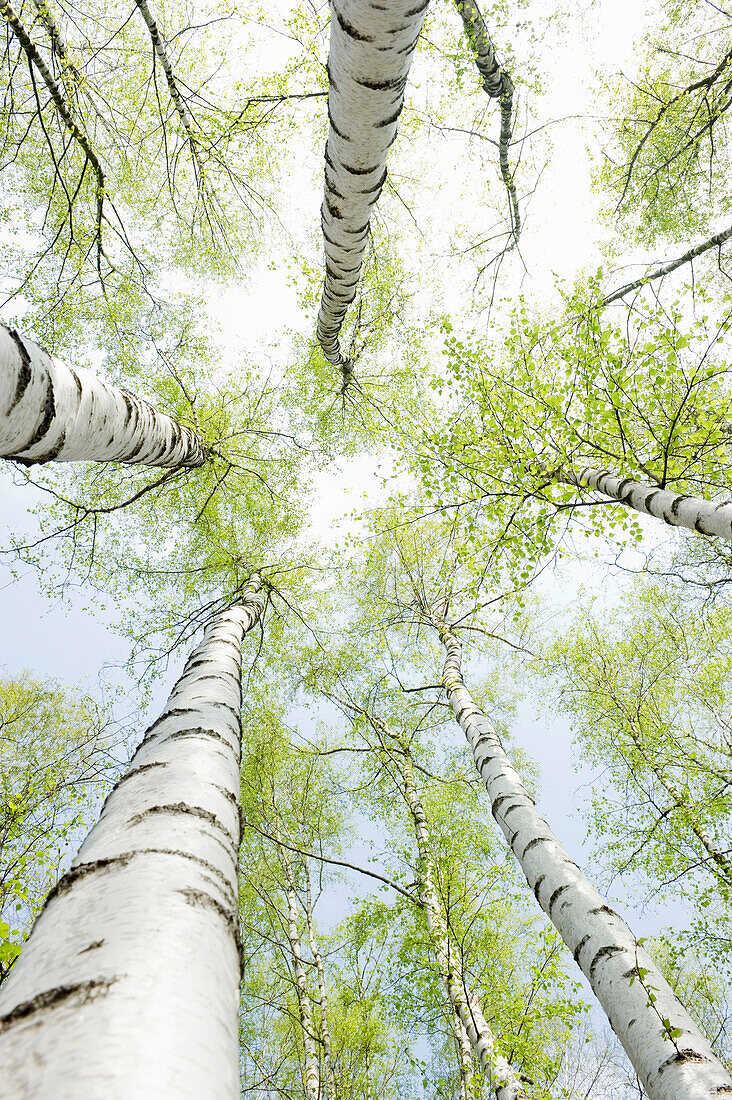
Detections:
[305, 865, 338, 1100]
[555, 465, 732, 542]
[451, 0, 519, 239]
[371, 711, 523, 1099]
[316, 0, 429, 387]
[0, 324, 205, 467]
[0, 580, 264, 1098]
[437, 622, 732, 1100]
[448, 1002, 477, 1100]
[279, 843, 321, 1100]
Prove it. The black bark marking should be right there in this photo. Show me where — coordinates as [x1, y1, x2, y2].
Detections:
[573, 934, 590, 963]
[0, 979, 116, 1033]
[28, 430, 67, 463]
[532, 874, 546, 901]
[341, 161, 381, 175]
[404, 0, 429, 13]
[127, 802, 234, 845]
[657, 1049, 709, 1073]
[548, 884, 571, 912]
[491, 793, 512, 817]
[99, 761, 169, 816]
[160, 726, 236, 751]
[328, 109, 350, 141]
[521, 835, 551, 858]
[6, 328, 32, 413]
[590, 904, 620, 919]
[355, 75, 407, 93]
[375, 105, 403, 128]
[45, 853, 136, 905]
[79, 940, 104, 953]
[588, 944, 624, 979]
[500, 800, 526, 820]
[334, 8, 373, 41]
[325, 175, 345, 199]
[177, 887, 240, 957]
[21, 375, 56, 454]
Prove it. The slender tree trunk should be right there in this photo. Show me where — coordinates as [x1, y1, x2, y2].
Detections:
[451, 0, 519, 240]
[437, 622, 732, 1100]
[554, 465, 732, 542]
[365, 707, 523, 1099]
[132, 0, 207, 187]
[448, 1001, 477, 1100]
[316, 0, 429, 387]
[623, 724, 732, 890]
[0, 580, 264, 1098]
[305, 864, 338, 1100]
[279, 842, 321, 1100]
[601, 221, 732, 307]
[30, 0, 82, 102]
[0, 324, 205, 467]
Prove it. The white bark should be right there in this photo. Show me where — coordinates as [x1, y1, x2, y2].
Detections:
[395, 731, 524, 1100]
[0, 324, 204, 466]
[316, 0, 429, 386]
[438, 624, 732, 1100]
[448, 1004, 477, 1100]
[305, 867, 338, 1100]
[132, 0, 206, 186]
[0, 581, 265, 1099]
[556, 465, 732, 542]
[280, 846, 320, 1100]
[452, 0, 519, 240]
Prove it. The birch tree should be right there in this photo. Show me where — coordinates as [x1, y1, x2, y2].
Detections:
[409, 287, 732, 584]
[0, 324, 205, 468]
[0, 579, 264, 1097]
[337, 698, 525, 1100]
[316, 0, 430, 387]
[355, 515, 732, 1099]
[549, 582, 732, 962]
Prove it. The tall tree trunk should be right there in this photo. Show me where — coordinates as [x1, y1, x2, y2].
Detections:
[368, 709, 523, 1099]
[279, 843, 321, 1100]
[316, 0, 429, 388]
[437, 622, 732, 1100]
[0, 579, 264, 1098]
[305, 864, 338, 1100]
[451, 0, 519, 240]
[553, 466, 732, 542]
[0, 324, 205, 467]
[448, 1001, 477, 1100]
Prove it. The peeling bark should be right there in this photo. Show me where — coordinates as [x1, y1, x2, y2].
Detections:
[555, 465, 732, 542]
[437, 623, 732, 1100]
[316, 0, 429, 388]
[0, 324, 205, 467]
[0, 579, 265, 1098]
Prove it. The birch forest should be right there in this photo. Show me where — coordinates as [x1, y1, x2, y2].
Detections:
[2, 0, 732, 1096]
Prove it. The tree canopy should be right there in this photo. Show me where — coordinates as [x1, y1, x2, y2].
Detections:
[1, 0, 732, 1096]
